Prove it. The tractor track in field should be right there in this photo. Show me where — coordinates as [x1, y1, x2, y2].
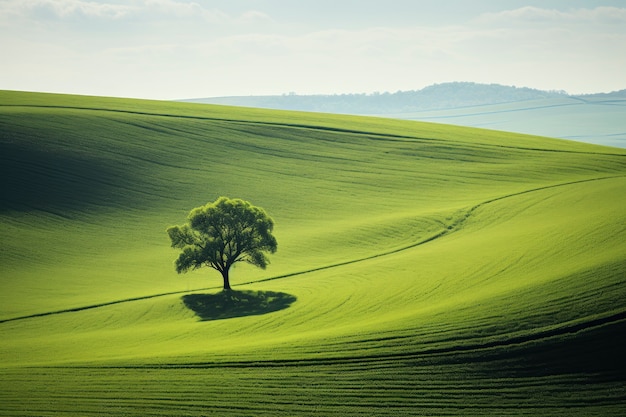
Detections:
[0, 175, 623, 325]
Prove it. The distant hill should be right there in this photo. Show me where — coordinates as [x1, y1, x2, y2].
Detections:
[183, 82, 626, 148]
[182, 82, 569, 114]
[579, 89, 626, 100]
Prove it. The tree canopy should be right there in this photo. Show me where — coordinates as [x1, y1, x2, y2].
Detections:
[166, 197, 277, 290]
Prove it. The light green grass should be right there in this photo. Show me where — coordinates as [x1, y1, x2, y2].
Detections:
[1, 90, 625, 415]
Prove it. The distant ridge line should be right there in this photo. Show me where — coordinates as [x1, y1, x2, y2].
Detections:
[181, 82, 626, 115]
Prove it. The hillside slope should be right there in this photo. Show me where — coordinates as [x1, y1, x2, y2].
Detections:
[1, 90, 626, 416]
[185, 82, 626, 148]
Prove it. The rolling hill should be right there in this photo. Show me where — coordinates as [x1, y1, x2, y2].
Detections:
[1, 90, 626, 416]
[186, 82, 626, 148]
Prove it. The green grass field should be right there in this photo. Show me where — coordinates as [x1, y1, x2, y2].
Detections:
[1, 90, 625, 416]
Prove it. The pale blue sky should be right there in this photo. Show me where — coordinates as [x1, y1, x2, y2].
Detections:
[1, 0, 625, 99]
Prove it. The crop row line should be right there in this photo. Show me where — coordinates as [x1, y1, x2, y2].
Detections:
[52, 309, 626, 370]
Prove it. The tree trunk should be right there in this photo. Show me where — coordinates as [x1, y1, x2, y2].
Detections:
[221, 267, 232, 291]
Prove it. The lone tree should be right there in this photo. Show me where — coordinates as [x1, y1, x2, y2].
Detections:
[167, 197, 277, 290]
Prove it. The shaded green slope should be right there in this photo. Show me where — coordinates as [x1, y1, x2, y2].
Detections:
[1, 90, 626, 416]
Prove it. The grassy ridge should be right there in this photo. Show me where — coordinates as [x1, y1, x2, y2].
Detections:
[1, 90, 625, 415]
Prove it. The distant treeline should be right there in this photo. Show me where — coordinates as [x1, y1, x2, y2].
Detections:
[183, 82, 626, 114]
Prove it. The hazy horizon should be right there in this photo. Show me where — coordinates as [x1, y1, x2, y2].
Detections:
[1, 1, 625, 100]
[187, 81, 622, 99]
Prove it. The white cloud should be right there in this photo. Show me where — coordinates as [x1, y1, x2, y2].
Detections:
[138, 0, 229, 22]
[239, 10, 272, 23]
[0, 0, 234, 22]
[476, 6, 626, 27]
[0, 0, 136, 19]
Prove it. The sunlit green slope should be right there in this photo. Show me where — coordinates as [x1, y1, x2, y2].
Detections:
[1, 90, 625, 416]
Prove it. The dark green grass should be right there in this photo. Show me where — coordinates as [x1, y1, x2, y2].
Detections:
[3, 335, 626, 417]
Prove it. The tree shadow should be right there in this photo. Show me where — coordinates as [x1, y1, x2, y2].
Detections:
[182, 290, 297, 321]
